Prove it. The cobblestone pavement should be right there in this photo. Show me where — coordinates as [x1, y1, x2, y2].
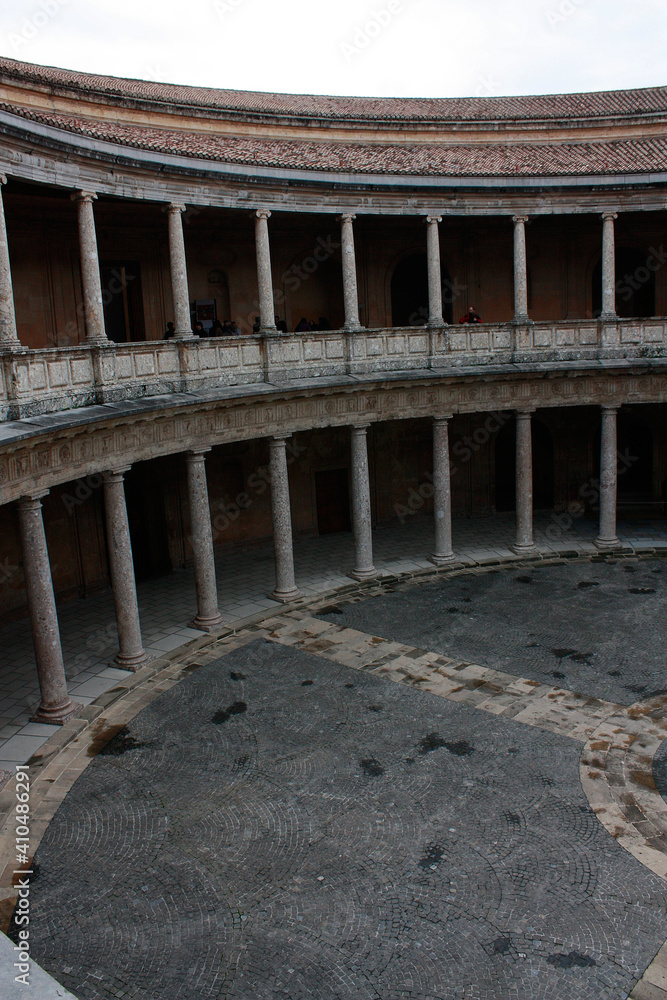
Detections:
[15, 637, 667, 1000]
[317, 557, 667, 706]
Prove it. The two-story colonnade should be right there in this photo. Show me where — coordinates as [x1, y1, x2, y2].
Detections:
[0, 57, 665, 726]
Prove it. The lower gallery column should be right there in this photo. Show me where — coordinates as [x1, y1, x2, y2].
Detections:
[103, 468, 150, 669]
[430, 414, 455, 565]
[269, 436, 301, 602]
[350, 423, 378, 580]
[512, 409, 538, 554]
[16, 493, 81, 724]
[596, 405, 621, 549]
[186, 448, 225, 630]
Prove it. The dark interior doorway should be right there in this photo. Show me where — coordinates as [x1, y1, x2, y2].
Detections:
[495, 418, 555, 512]
[391, 253, 453, 326]
[315, 468, 351, 534]
[592, 248, 656, 318]
[122, 463, 172, 580]
[101, 262, 146, 342]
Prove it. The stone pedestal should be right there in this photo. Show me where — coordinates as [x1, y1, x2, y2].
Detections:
[72, 191, 108, 343]
[512, 410, 538, 554]
[350, 424, 378, 580]
[17, 493, 81, 725]
[255, 210, 277, 334]
[186, 449, 225, 630]
[0, 175, 20, 350]
[512, 215, 530, 324]
[103, 469, 150, 670]
[600, 212, 618, 322]
[269, 437, 301, 602]
[595, 405, 622, 549]
[340, 214, 363, 331]
[430, 415, 455, 565]
[166, 203, 195, 339]
[426, 216, 444, 327]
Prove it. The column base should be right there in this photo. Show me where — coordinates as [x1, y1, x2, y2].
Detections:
[31, 698, 83, 726]
[189, 611, 226, 632]
[599, 313, 618, 324]
[349, 567, 379, 582]
[511, 315, 533, 325]
[343, 322, 365, 332]
[594, 536, 622, 550]
[0, 338, 22, 353]
[111, 649, 152, 672]
[270, 586, 302, 604]
[426, 319, 445, 329]
[429, 552, 456, 567]
[511, 542, 539, 556]
[86, 335, 112, 345]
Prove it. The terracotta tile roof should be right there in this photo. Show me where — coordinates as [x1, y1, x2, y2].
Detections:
[1, 57, 666, 124]
[3, 102, 667, 177]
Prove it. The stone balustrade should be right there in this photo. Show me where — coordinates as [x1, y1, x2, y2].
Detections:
[1, 319, 666, 421]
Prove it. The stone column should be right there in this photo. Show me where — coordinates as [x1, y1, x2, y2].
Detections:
[426, 215, 444, 327]
[166, 203, 194, 338]
[600, 212, 618, 322]
[512, 409, 538, 554]
[430, 414, 455, 565]
[339, 213, 363, 331]
[103, 469, 150, 669]
[254, 210, 277, 333]
[350, 424, 378, 580]
[595, 405, 622, 549]
[512, 215, 530, 323]
[269, 436, 301, 602]
[186, 449, 225, 630]
[72, 191, 108, 343]
[0, 175, 20, 350]
[16, 493, 81, 724]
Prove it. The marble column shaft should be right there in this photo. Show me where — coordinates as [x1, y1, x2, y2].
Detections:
[17, 492, 80, 724]
[269, 437, 300, 601]
[512, 215, 530, 322]
[512, 410, 537, 553]
[255, 210, 277, 333]
[350, 424, 378, 580]
[167, 203, 194, 338]
[340, 214, 362, 331]
[103, 469, 149, 669]
[426, 216, 444, 327]
[430, 415, 455, 565]
[601, 212, 618, 321]
[72, 191, 107, 343]
[0, 175, 20, 348]
[186, 449, 225, 630]
[596, 406, 621, 548]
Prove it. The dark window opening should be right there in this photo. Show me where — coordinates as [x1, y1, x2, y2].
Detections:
[101, 262, 146, 342]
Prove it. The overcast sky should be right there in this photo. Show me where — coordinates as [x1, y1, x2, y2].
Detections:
[0, 0, 665, 99]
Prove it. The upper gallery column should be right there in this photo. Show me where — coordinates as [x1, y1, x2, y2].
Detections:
[426, 216, 445, 327]
[595, 405, 622, 549]
[72, 191, 108, 343]
[254, 210, 278, 334]
[0, 175, 20, 349]
[512, 409, 538, 554]
[166, 203, 194, 338]
[339, 213, 363, 331]
[430, 414, 455, 565]
[185, 448, 225, 631]
[269, 436, 301, 602]
[600, 212, 618, 322]
[512, 215, 530, 324]
[350, 423, 378, 580]
[16, 492, 81, 724]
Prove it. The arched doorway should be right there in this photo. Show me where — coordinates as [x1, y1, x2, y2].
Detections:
[592, 248, 656, 318]
[495, 418, 555, 512]
[391, 253, 453, 326]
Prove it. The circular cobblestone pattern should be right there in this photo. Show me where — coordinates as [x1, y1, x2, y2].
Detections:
[16, 634, 667, 999]
[322, 557, 667, 705]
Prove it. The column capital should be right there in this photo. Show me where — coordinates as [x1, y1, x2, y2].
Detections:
[71, 190, 97, 204]
[270, 434, 291, 446]
[186, 447, 212, 460]
[255, 209, 271, 220]
[350, 422, 370, 433]
[515, 407, 535, 417]
[164, 202, 186, 214]
[0, 174, 7, 186]
[338, 213, 357, 223]
[601, 403, 619, 413]
[426, 215, 442, 224]
[102, 466, 130, 483]
[512, 214, 529, 224]
[17, 490, 49, 509]
[433, 413, 453, 423]
[601, 211, 618, 222]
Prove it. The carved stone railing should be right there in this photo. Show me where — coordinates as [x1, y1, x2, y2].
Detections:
[1, 319, 666, 421]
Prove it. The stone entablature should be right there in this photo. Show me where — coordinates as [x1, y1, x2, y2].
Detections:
[1, 367, 666, 507]
[1, 321, 665, 421]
